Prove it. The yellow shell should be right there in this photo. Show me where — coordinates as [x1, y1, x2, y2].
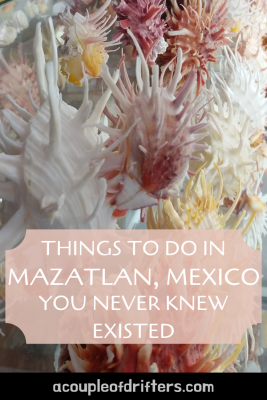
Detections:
[60, 43, 106, 85]
[147, 165, 242, 230]
[60, 56, 83, 87]
[82, 42, 106, 78]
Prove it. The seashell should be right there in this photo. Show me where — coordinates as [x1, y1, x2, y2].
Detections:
[24, 0, 40, 19]
[214, 46, 267, 135]
[0, 18, 121, 262]
[0, 24, 17, 46]
[238, 0, 267, 69]
[96, 28, 209, 216]
[159, 0, 233, 95]
[0, 44, 39, 116]
[9, 10, 29, 32]
[147, 165, 242, 230]
[59, 0, 122, 84]
[56, 342, 245, 373]
[199, 81, 257, 201]
[113, 0, 168, 64]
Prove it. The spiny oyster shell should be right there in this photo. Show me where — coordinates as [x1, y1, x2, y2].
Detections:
[97, 28, 209, 216]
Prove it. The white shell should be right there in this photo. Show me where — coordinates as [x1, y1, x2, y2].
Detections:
[25, 1, 40, 19]
[0, 19, 119, 262]
[0, 24, 17, 46]
[10, 11, 29, 32]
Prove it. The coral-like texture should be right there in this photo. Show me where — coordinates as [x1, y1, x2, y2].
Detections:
[97, 29, 208, 218]
[113, 0, 168, 63]
[192, 46, 267, 200]
[57, 342, 244, 373]
[160, 0, 232, 94]
[203, 84, 257, 200]
[0, 19, 120, 263]
[147, 166, 241, 230]
[0, 44, 39, 116]
[216, 47, 267, 135]
[238, 0, 267, 69]
[59, 0, 121, 85]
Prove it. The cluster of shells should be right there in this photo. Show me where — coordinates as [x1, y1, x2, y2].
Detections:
[0, 0, 267, 372]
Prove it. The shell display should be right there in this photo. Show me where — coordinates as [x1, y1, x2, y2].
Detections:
[113, 0, 168, 63]
[56, 341, 245, 372]
[0, 20, 118, 263]
[0, 0, 266, 374]
[147, 166, 242, 230]
[59, 0, 122, 84]
[159, 0, 232, 94]
[99, 29, 209, 217]
[0, 44, 39, 116]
